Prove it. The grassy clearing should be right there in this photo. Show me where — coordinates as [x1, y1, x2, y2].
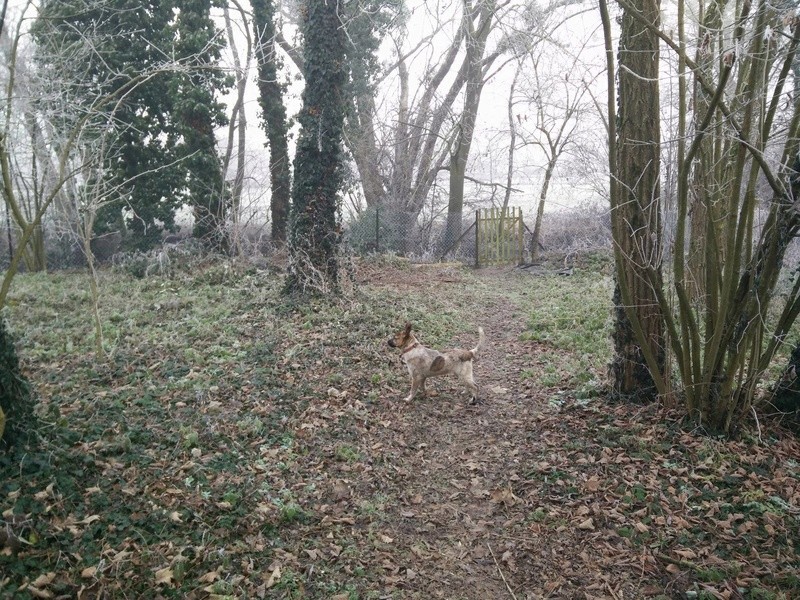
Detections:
[1, 257, 798, 599]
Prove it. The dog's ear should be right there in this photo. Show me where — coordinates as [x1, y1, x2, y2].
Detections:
[404, 322, 412, 334]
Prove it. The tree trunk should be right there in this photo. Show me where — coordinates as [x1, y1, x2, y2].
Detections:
[252, 0, 291, 245]
[530, 160, 556, 263]
[348, 91, 385, 208]
[688, 0, 726, 302]
[609, 0, 666, 402]
[285, 0, 346, 295]
[222, 4, 250, 254]
[0, 316, 34, 449]
[442, 1, 495, 251]
[769, 340, 800, 431]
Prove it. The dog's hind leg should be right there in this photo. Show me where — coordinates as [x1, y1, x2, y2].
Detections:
[459, 363, 479, 403]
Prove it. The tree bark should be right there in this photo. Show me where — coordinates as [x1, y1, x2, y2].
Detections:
[222, 2, 250, 254]
[530, 159, 556, 262]
[609, 0, 666, 402]
[442, 0, 495, 251]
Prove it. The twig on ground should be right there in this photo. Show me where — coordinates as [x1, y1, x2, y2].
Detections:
[606, 581, 622, 600]
[751, 405, 762, 444]
[487, 543, 518, 600]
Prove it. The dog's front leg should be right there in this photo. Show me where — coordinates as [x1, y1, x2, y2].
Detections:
[406, 375, 425, 402]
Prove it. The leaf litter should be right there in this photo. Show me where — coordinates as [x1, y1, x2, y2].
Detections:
[0, 261, 799, 599]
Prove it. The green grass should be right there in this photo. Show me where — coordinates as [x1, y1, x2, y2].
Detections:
[0, 260, 487, 598]
[519, 271, 612, 393]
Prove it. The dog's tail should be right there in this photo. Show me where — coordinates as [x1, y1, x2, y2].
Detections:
[470, 327, 485, 357]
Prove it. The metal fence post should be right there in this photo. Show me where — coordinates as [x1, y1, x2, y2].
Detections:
[475, 209, 480, 268]
[375, 206, 380, 253]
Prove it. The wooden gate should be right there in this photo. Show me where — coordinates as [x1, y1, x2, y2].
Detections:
[475, 207, 524, 267]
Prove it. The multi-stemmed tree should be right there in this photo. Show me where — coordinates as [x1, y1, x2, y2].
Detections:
[602, 0, 800, 433]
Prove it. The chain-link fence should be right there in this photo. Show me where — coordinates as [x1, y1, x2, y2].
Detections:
[1, 201, 614, 271]
[343, 204, 478, 262]
[342, 202, 614, 266]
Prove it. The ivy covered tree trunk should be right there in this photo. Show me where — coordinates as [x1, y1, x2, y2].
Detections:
[609, 0, 666, 402]
[252, 0, 291, 245]
[285, 0, 346, 295]
[0, 318, 34, 449]
[174, 0, 230, 252]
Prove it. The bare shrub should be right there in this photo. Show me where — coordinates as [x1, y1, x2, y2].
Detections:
[111, 238, 211, 279]
[537, 202, 612, 255]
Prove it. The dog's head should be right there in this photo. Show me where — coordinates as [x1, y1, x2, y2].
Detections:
[387, 322, 413, 349]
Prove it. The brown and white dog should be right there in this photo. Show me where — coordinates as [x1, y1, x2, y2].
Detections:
[387, 322, 485, 403]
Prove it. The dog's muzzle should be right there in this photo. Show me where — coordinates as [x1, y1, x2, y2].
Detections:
[387, 338, 397, 348]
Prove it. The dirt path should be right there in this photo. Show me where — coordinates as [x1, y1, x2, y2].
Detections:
[351, 270, 559, 598]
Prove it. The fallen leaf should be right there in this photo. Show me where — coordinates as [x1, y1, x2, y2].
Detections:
[154, 567, 173, 585]
[77, 515, 101, 525]
[584, 477, 601, 492]
[34, 484, 55, 501]
[31, 573, 57, 587]
[265, 565, 281, 589]
[577, 517, 595, 530]
[198, 569, 220, 583]
[81, 566, 97, 578]
[489, 487, 519, 506]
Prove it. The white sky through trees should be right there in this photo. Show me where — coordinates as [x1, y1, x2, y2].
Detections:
[1, 0, 615, 230]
